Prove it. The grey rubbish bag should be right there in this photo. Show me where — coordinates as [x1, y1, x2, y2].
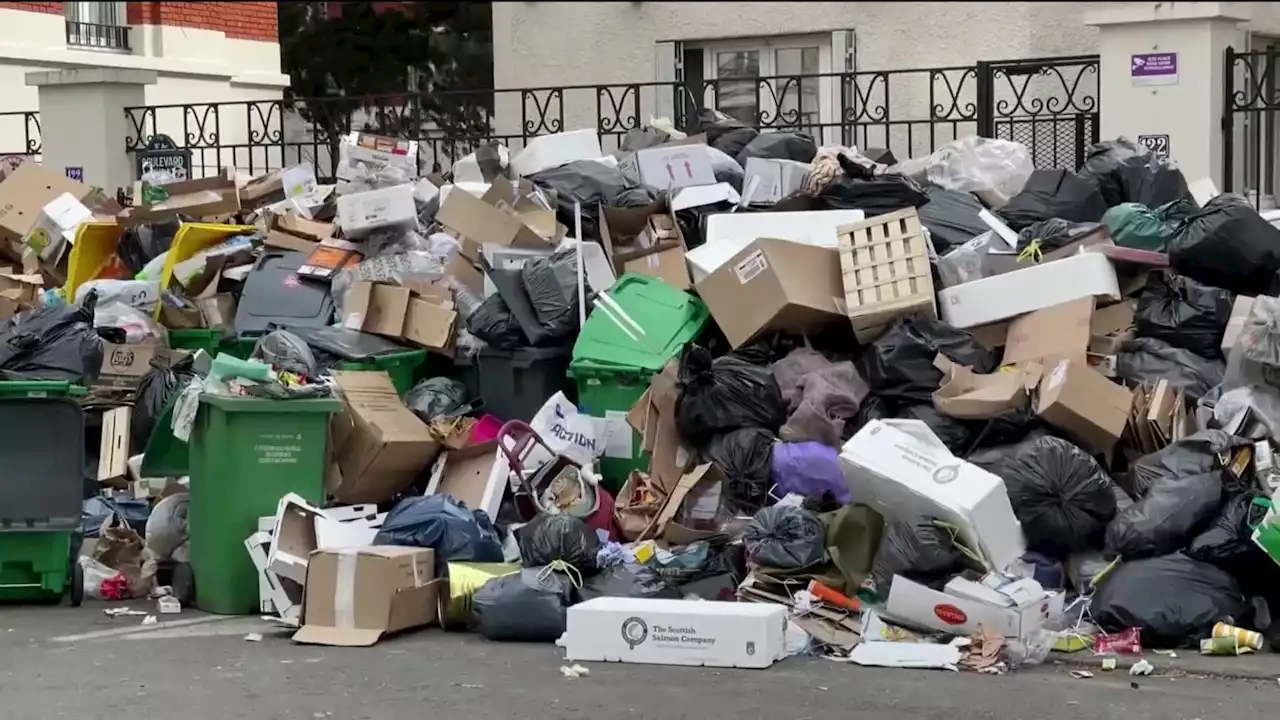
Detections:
[743, 505, 827, 570]
[471, 568, 576, 642]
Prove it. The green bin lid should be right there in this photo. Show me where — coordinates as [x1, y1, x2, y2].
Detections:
[572, 273, 708, 375]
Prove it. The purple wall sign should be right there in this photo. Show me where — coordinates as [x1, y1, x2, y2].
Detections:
[1131, 52, 1179, 86]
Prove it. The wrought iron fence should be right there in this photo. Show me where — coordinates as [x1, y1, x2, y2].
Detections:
[123, 54, 1098, 182]
[1223, 45, 1280, 210]
[0, 111, 41, 158]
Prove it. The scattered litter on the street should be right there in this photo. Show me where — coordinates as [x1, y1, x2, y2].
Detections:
[559, 665, 590, 679]
[1129, 659, 1154, 676]
[103, 607, 147, 617]
[141, 614, 157, 626]
[244, 633, 263, 642]
[1069, 670, 1095, 679]
[157, 596, 181, 614]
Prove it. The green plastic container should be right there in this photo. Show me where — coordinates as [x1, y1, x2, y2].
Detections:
[219, 334, 261, 360]
[570, 274, 708, 488]
[0, 533, 75, 602]
[339, 348, 427, 396]
[187, 394, 340, 614]
[168, 328, 223, 357]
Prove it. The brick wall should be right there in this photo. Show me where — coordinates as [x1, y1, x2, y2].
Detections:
[0, 2, 61, 13]
[126, 1, 279, 42]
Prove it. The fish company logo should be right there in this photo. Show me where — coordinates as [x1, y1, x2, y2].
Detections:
[933, 603, 968, 625]
[933, 464, 960, 485]
[621, 617, 648, 649]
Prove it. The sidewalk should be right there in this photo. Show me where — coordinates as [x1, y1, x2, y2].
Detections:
[1051, 650, 1280, 680]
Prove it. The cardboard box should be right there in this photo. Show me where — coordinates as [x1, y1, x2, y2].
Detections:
[932, 355, 1040, 420]
[1089, 299, 1136, 356]
[1223, 296, 1257, 355]
[937, 252, 1122, 329]
[298, 239, 362, 281]
[1037, 358, 1132, 456]
[838, 208, 936, 342]
[618, 144, 716, 192]
[424, 441, 505, 522]
[0, 163, 93, 247]
[125, 169, 241, 224]
[688, 209, 865, 282]
[336, 132, 419, 185]
[96, 343, 159, 389]
[598, 201, 689, 288]
[292, 546, 438, 647]
[328, 371, 439, 504]
[0, 271, 42, 320]
[436, 177, 561, 250]
[1002, 297, 1094, 366]
[402, 296, 457, 354]
[266, 493, 324, 584]
[510, 129, 603, 178]
[562, 597, 788, 668]
[695, 238, 845, 349]
[342, 282, 410, 337]
[97, 407, 130, 481]
[885, 575, 1064, 640]
[335, 184, 417, 238]
[625, 361, 688, 495]
[245, 530, 302, 620]
[622, 245, 689, 289]
[743, 157, 810, 204]
[839, 419, 1025, 571]
[652, 463, 734, 544]
[23, 192, 94, 262]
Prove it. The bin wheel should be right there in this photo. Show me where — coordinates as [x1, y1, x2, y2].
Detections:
[69, 559, 84, 607]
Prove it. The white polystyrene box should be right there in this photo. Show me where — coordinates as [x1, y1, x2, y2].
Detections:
[687, 209, 866, 282]
[510, 129, 604, 178]
[936, 251, 1121, 329]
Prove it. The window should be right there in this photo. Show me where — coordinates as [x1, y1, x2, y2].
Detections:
[64, 1, 130, 52]
[687, 36, 831, 135]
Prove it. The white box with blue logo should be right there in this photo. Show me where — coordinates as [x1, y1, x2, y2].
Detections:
[561, 598, 788, 669]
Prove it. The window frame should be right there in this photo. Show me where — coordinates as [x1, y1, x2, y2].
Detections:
[64, 1, 131, 53]
[686, 35, 835, 136]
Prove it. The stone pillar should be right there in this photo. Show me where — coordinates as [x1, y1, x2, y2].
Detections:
[25, 68, 157, 189]
[1085, 2, 1251, 186]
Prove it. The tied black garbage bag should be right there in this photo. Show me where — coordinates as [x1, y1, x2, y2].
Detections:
[578, 564, 680, 602]
[996, 436, 1118, 557]
[465, 293, 528, 350]
[521, 246, 586, 343]
[735, 131, 818, 165]
[896, 403, 972, 454]
[1186, 493, 1270, 566]
[861, 315, 996, 411]
[405, 377, 468, 423]
[131, 355, 198, 453]
[1015, 218, 1104, 253]
[1105, 430, 1243, 559]
[917, 185, 990, 256]
[471, 568, 575, 642]
[872, 517, 962, 596]
[117, 219, 180, 276]
[515, 514, 601, 576]
[1168, 193, 1280, 297]
[1089, 553, 1246, 649]
[998, 169, 1109, 232]
[743, 505, 827, 570]
[675, 345, 787, 448]
[729, 331, 803, 367]
[1135, 273, 1234, 360]
[252, 329, 319, 378]
[1116, 337, 1225, 400]
[528, 160, 655, 241]
[820, 169, 929, 217]
[702, 428, 776, 514]
[1078, 138, 1193, 208]
[688, 109, 759, 158]
[0, 292, 104, 384]
[374, 495, 505, 573]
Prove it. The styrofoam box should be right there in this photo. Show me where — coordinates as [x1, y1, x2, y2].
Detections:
[335, 184, 417, 238]
[839, 419, 1026, 571]
[937, 251, 1121, 329]
[562, 598, 788, 669]
[688, 209, 866, 282]
[510, 129, 603, 178]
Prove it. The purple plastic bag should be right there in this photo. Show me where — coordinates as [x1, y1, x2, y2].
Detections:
[771, 442, 851, 504]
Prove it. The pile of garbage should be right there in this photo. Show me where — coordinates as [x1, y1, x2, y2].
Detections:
[7, 116, 1280, 672]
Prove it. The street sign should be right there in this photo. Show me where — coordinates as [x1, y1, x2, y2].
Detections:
[134, 134, 191, 182]
[65, 166, 83, 181]
[1137, 134, 1171, 160]
[1131, 52, 1178, 87]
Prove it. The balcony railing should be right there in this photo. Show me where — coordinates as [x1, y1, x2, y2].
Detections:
[66, 21, 131, 52]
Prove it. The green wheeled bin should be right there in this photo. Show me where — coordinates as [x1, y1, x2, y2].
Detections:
[569, 274, 709, 491]
[0, 382, 87, 605]
[187, 394, 340, 614]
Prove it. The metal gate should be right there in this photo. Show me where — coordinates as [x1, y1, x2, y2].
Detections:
[1223, 44, 1280, 208]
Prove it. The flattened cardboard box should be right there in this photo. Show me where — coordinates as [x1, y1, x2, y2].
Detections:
[328, 371, 439, 504]
[293, 546, 438, 647]
[1037, 358, 1132, 456]
[1002, 297, 1093, 367]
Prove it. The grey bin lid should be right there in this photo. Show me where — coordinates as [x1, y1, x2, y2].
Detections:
[0, 398, 84, 530]
[233, 250, 336, 335]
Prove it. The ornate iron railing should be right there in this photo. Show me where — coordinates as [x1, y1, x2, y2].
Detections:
[65, 21, 131, 52]
[123, 55, 1098, 182]
[0, 111, 42, 158]
[1223, 45, 1280, 209]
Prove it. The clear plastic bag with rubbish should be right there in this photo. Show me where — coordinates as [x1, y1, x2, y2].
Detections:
[75, 279, 160, 315]
[1226, 295, 1280, 389]
[891, 137, 1034, 203]
[936, 231, 1001, 287]
[251, 329, 319, 379]
[331, 251, 450, 317]
[94, 301, 168, 344]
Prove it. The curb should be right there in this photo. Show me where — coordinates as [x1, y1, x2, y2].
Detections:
[1051, 652, 1280, 681]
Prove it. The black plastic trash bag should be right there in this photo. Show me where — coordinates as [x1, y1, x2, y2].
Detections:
[1186, 493, 1269, 565]
[1168, 193, 1280, 297]
[1089, 553, 1246, 649]
[1105, 431, 1240, 559]
[1015, 218, 1105, 253]
[0, 292, 104, 384]
[735, 131, 818, 165]
[702, 428, 776, 514]
[465, 293, 528, 350]
[471, 568, 575, 642]
[405, 377, 468, 422]
[515, 514, 601, 576]
[895, 403, 973, 454]
[116, 220, 180, 275]
[1135, 273, 1234, 360]
[1078, 138, 1193, 209]
[528, 160, 655, 241]
[872, 517, 962, 596]
[252, 329, 319, 378]
[374, 495, 505, 572]
[998, 169, 1109, 231]
[861, 315, 997, 411]
[675, 345, 787, 448]
[131, 355, 198, 452]
[578, 564, 681, 602]
[620, 126, 673, 152]
[743, 505, 827, 570]
[728, 331, 803, 367]
[820, 172, 929, 217]
[521, 246, 585, 342]
[917, 185, 990, 255]
[996, 436, 1118, 557]
[1116, 337, 1225, 400]
[689, 109, 759, 158]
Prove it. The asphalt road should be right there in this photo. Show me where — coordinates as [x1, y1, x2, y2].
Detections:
[0, 604, 1272, 720]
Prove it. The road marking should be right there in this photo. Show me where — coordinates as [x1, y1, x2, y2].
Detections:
[51, 615, 246, 643]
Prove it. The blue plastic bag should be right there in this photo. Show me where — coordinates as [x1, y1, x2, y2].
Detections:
[770, 442, 851, 504]
[373, 495, 504, 572]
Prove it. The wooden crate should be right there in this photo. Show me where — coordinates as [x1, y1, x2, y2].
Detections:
[837, 207, 936, 342]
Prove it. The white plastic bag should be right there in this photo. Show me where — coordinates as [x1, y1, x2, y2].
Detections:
[891, 137, 1033, 204]
[75, 280, 160, 314]
[94, 301, 168, 344]
[530, 391, 602, 467]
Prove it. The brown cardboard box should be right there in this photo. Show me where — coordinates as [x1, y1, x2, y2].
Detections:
[1088, 299, 1136, 355]
[342, 282, 410, 337]
[123, 169, 240, 225]
[695, 238, 845, 349]
[655, 463, 733, 545]
[328, 371, 439, 504]
[424, 440, 502, 520]
[97, 407, 130, 482]
[402, 297, 457, 354]
[622, 245, 689, 290]
[1037, 358, 1132, 455]
[435, 178, 561, 250]
[0, 271, 42, 320]
[624, 361, 687, 495]
[0, 163, 94, 248]
[598, 201, 690, 288]
[196, 293, 237, 330]
[292, 546, 438, 647]
[96, 343, 160, 389]
[932, 355, 1041, 419]
[1002, 297, 1094, 366]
